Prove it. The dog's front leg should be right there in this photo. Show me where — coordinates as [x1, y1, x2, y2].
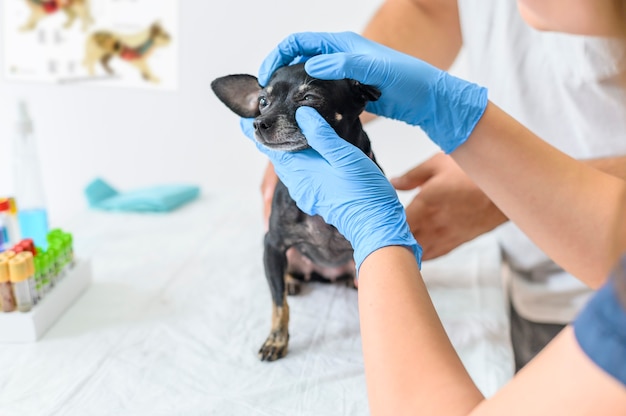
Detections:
[259, 234, 289, 361]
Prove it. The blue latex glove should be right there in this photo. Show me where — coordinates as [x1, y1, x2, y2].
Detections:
[258, 31, 488, 154]
[241, 107, 422, 271]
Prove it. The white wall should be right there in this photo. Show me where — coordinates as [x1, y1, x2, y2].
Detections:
[0, 0, 442, 227]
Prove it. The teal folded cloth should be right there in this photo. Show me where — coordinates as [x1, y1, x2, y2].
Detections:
[85, 178, 200, 213]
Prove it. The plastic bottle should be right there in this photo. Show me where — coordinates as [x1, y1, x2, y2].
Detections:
[13, 101, 49, 251]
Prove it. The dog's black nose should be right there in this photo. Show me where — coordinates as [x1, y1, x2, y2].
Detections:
[253, 119, 271, 132]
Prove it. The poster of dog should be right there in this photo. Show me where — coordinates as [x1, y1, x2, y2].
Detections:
[2, 0, 178, 90]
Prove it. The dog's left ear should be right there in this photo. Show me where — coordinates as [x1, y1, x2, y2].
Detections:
[351, 80, 381, 102]
[211, 74, 262, 118]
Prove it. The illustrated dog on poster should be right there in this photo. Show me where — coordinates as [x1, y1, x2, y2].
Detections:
[20, 0, 94, 32]
[83, 22, 171, 83]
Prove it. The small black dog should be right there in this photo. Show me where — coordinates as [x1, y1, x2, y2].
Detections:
[211, 63, 381, 361]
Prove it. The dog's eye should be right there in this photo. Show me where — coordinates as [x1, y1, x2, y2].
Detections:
[303, 94, 315, 101]
[259, 97, 269, 108]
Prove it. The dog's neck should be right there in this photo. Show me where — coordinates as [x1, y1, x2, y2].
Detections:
[332, 116, 372, 157]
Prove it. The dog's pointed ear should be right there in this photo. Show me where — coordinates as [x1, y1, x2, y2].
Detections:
[211, 74, 262, 118]
[351, 80, 381, 102]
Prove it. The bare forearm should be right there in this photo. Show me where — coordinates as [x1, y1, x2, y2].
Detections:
[586, 155, 626, 180]
[358, 246, 483, 415]
[362, 0, 462, 70]
[471, 326, 626, 415]
[452, 102, 626, 286]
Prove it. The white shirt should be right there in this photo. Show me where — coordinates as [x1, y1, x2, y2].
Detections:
[457, 0, 626, 323]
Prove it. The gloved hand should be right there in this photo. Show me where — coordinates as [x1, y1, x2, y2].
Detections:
[258, 31, 488, 154]
[241, 107, 422, 271]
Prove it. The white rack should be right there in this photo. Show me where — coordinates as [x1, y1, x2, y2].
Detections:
[0, 259, 92, 342]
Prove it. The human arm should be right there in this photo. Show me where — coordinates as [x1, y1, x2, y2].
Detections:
[391, 153, 507, 260]
[361, 0, 462, 70]
[358, 248, 626, 416]
[260, 162, 277, 231]
[451, 102, 626, 287]
[390, 153, 626, 261]
[587, 155, 626, 181]
[471, 255, 626, 415]
[358, 246, 483, 415]
[469, 324, 626, 415]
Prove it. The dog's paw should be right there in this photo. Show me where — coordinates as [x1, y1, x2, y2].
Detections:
[258, 331, 289, 361]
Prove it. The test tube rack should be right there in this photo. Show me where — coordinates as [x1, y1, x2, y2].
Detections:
[0, 259, 92, 342]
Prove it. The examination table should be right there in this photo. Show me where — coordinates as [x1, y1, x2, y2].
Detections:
[0, 191, 514, 415]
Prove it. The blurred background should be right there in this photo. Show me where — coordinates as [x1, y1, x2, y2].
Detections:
[0, 0, 451, 227]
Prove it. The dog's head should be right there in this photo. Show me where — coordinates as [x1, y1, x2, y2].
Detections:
[150, 22, 171, 47]
[211, 63, 380, 151]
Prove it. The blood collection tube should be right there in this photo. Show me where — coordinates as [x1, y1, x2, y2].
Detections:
[47, 242, 63, 282]
[39, 251, 53, 291]
[9, 254, 34, 312]
[20, 251, 38, 304]
[0, 252, 16, 312]
[34, 255, 46, 300]
[48, 230, 72, 269]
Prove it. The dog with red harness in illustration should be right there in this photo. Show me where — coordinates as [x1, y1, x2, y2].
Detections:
[20, 0, 93, 32]
[83, 22, 171, 83]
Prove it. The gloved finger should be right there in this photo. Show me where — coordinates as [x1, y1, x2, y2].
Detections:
[290, 55, 313, 65]
[256, 55, 314, 87]
[304, 53, 389, 88]
[295, 107, 362, 167]
[258, 32, 356, 85]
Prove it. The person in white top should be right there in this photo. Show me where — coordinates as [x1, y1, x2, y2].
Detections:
[259, 0, 626, 371]
[242, 1, 626, 412]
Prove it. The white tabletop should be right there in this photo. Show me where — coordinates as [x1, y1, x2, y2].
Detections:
[0, 191, 514, 415]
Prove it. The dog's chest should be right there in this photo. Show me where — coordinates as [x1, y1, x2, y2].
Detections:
[270, 182, 354, 271]
[284, 214, 356, 281]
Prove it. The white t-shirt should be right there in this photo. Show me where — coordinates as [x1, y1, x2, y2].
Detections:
[457, 0, 626, 323]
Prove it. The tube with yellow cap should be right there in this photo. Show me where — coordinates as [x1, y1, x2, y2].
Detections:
[0, 251, 16, 312]
[9, 253, 34, 312]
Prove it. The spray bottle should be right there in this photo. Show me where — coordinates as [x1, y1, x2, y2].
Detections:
[13, 100, 49, 250]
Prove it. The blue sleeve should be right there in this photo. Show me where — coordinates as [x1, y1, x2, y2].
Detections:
[573, 255, 626, 386]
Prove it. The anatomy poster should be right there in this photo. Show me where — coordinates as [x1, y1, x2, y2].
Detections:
[3, 0, 179, 90]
